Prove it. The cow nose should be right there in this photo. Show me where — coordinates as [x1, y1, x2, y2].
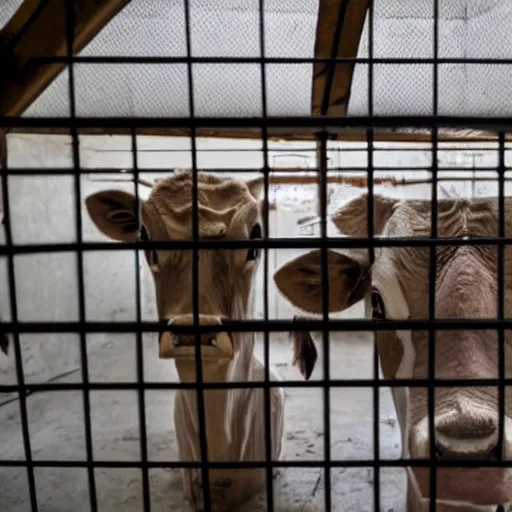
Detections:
[434, 414, 499, 459]
[158, 315, 234, 360]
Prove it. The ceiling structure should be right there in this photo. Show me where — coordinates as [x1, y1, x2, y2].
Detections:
[0, 0, 511, 141]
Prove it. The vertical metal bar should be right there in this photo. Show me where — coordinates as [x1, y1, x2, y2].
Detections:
[497, 132, 505, 459]
[317, 133, 331, 512]
[183, 1, 211, 510]
[366, 1, 379, 510]
[64, 3, 97, 510]
[428, 1, 439, 510]
[258, 1, 275, 510]
[0, 134, 38, 511]
[130, 129, 151, 511]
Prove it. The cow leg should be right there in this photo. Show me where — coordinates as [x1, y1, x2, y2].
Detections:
[213, 358, 284, 507]
[175, 358, 248, 511]
[174, 359, 285, 511]
[175, 388, 241, 512]
[247, 357, 285, 461]
[175, 387, 246, 512]
[174, 390, 203, 510]
[266, 362, 285, 462]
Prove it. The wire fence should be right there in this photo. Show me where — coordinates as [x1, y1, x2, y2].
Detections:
[1, 1, 512, 511]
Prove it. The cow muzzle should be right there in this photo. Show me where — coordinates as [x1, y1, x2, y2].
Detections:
[158, 314, 234, 361]
[412, 410, 505, 460]
[434, 411, 500, 460]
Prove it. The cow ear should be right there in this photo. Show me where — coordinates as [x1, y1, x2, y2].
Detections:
[332, 194, 397, 237]
[85, 190, 140, 242]
[246, 176, 264, 201]
[290, 323, 317, 380]
[274, 249, 370, 315]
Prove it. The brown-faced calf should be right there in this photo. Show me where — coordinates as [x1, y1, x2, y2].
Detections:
[274, 194, 512, 511]
[86, 171, 285, 511]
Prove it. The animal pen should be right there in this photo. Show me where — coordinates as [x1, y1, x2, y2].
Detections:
[2, 0, 512, 511]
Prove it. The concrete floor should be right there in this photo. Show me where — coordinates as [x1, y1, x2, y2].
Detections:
[0, 331, 405, 512]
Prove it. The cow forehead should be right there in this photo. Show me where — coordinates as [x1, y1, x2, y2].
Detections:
[148, 172, 254, 213]
[375, 245, 500, 319]
[371, 198, 509, 319]
[366, 198, 512, 383]
[383, 197, 499, 239]
[143, 172, 259, 240]
[380, 198, 502, 275]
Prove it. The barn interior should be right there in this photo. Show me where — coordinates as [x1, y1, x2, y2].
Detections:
[1, 1, 512, 511]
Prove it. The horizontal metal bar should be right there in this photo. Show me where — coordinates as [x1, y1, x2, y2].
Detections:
[2, 318, 512, 333]
[1, 378, 512, 393]
[3, 166, 509, 176]
[15, 145, 512, 153]
[79, 146, 512, 152]
[0, 458, 511, 469]
[29, 56, 512, 65]
[2, 116, 512, 132]
[1, 236, 512, 256]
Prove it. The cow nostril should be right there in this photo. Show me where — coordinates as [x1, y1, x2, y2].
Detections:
[490, 444, 501, 460]
[159, 324, 233, 360]
[434, 437, 499, 460]
[435, 416, 496, 440]
[434, 442, 445, 459]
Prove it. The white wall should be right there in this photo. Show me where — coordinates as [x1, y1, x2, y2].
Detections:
[1, 133, 510, 390]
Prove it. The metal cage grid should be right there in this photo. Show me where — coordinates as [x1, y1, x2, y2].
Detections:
[1, 1, 512, 511]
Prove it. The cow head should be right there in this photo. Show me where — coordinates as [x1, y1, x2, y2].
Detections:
[85, 171, 264, 378]
[274, 193, 512, 504]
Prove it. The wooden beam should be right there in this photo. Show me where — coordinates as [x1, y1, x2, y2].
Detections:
[0, 0, 130, 118]
[311, 0, 369, 116]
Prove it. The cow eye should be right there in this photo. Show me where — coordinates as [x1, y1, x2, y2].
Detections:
[247, 223, 262, 262]
[139, 225, 149, 241]
[371, 287, 386, 320]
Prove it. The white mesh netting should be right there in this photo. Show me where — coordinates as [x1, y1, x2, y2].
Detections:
[0, 0, 23, 29]
[347, 0, 512, 117]
[17, 0, 512, 123]
[22, 0, 319, 118]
